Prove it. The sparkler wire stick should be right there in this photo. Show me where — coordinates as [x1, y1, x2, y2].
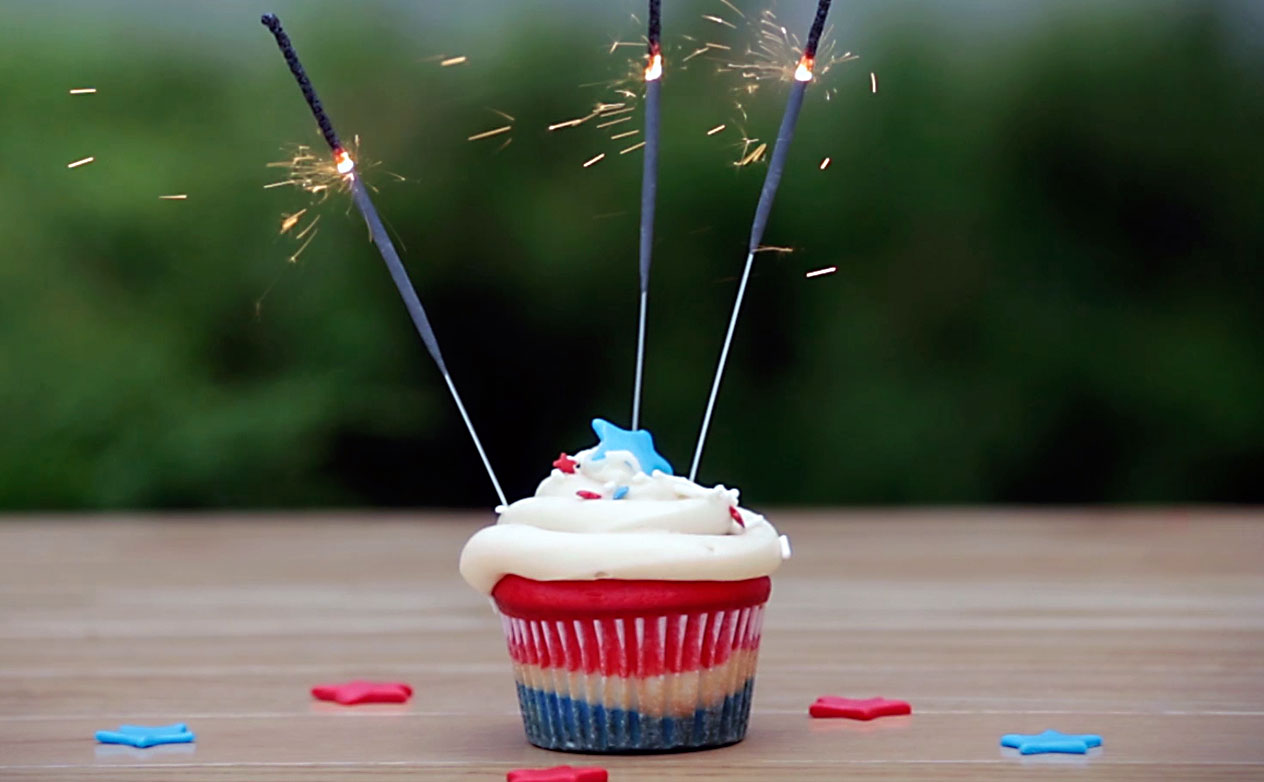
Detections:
[260, 13, 507, 507]
[688, 0, 832, 482]
[632, 0, 663, 431]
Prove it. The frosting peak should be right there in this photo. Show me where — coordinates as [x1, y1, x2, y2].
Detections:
[458, 419, 788, 594]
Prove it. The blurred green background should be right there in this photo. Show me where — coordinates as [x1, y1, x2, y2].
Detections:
[2, 0, 1261, 510]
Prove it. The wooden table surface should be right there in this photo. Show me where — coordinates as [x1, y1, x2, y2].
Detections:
[1, 510, 1261, 780]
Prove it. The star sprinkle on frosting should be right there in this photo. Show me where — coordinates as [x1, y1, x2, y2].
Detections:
[589, 418, 673, 475]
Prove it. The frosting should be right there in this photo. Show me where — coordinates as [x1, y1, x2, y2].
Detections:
[459, 419, 788, 594]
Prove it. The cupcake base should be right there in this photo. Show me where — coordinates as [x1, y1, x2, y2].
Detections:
[515, 679, 754, 753]
[493, 576, 771, 753]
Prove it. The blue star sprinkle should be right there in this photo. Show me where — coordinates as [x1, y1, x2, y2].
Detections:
[613, 486, 629, 500]
[95, 723, 196, 748]
[590, 419, 673, 476]
[1000, 730, 1102, 755]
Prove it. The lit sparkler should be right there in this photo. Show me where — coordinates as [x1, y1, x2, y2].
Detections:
[630, 0, 663, 430]
[689, 0, 833, 482]
[698, 0, 855, 169]
[260, 13, 506, 506]
[713, 1, 850, 92]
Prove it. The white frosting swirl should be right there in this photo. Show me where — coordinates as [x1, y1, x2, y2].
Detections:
[459, 445, 787, 594]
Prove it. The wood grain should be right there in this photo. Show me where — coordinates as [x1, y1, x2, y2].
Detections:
[1, 510, 1261, 780]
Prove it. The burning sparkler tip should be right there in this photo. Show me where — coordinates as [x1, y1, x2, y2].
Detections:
[794, 57, 815, 82]
[644, 52, 663, 81]
[333, 147, 355, 176]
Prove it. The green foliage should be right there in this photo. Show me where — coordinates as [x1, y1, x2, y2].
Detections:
[1, 1, 1260, 508]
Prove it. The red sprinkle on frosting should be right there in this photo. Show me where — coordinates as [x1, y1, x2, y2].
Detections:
[729, 506, 746, 527]
[576, 490, 602, 500]
[552, 453, 577, 474]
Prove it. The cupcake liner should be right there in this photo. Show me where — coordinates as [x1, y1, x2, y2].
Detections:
[495, 587, 768, 752]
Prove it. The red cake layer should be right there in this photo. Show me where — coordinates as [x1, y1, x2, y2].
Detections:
[493, 575, 771, 620]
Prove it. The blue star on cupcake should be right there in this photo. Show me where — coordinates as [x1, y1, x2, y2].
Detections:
[590, 418, 673, 476]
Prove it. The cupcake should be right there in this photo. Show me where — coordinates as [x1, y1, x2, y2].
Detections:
[460, 418, 789, 753]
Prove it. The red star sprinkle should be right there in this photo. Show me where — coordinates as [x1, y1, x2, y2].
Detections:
[576, 490, 602, 500]
[311, 681, 413, 705]
[810, 696, 911, 720]
[552, 453, 577, 474]
[729, 506, 746, 527]
[507, 767, 607, 782]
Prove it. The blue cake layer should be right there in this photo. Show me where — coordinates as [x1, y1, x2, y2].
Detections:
[513, 679, 755, 752]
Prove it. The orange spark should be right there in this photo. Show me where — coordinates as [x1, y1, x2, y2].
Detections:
[68, 87, 97, 95]
[819, 157, 831, 170]
[582, 153, 606, 168]
[620, 141, 646, 154]
[706, 124, 727, 136]
[440, 56, 467, 67]
[158, 194, 188, 200]
[806, 266, 837, 278]
[549, 103, 622, 131]
[610, 129, 639, 140]
[467, 125, 512, 141]
[280, 209, 307, 234]
[735, 143, 766, 167]
[871, 72, 878, 93]
[66, 156, 94, 169]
